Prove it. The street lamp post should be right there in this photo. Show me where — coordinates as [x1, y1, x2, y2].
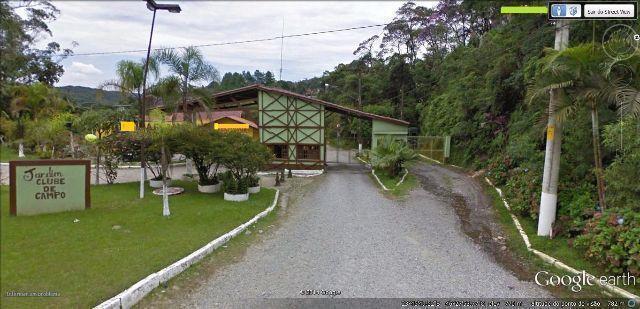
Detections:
[139, 0, 181, 199]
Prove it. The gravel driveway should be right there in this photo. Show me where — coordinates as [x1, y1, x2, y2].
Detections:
[141, 162, 548, 308]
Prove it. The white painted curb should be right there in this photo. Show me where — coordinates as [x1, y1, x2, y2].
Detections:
[257, 169, 324, 178]
[484, 177, 638, 300]
[371, 169, 390, 191]
[0, 162, 186, 168]
[371, 168, 409, 191]
[418, 154, 462, 168]
[94, 190, 280, 309]
[395, 169, 409, 187]
[419, 153, 443, 164]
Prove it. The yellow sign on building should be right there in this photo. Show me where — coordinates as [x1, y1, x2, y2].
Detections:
[120, 121, 136, 132]
[214, 123, 249, 130]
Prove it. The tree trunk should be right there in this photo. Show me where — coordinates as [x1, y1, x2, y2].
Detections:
[182, 79, 191, 123]
[95, 145, 101, 185]
[161, 143, 170, 216]
[399, 86, 404, 120]
[18, 143, 24, 158]
[591, 107, 607, 210]
[69, 132, 76, 158]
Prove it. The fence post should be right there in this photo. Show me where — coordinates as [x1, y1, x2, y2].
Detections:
[444, 135, 451, 163]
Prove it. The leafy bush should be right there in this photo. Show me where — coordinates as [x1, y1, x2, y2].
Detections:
[574, 208, 640, 276]
[371, 137, 417, 177]
[502, 166, 542, 219]
[220, 131, 272, 190]
[176, 125, 224, 186]
[554, 183, 596, 236]
[220, 171, 248, 194]
[602, 119, 640, 210]
[246, 175, 260, 187]
[98, 134, 122, 184]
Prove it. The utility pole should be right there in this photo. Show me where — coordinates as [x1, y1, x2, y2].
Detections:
[279, 17, 284, 81]
[537, 20, 569, 237]
[357, 72, 362, 154]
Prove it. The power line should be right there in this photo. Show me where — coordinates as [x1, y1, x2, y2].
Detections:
[65, 23, 388, 57]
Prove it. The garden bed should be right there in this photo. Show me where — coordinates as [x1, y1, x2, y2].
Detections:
[0, 180, 276, 308]
[370, 168, 417, 197]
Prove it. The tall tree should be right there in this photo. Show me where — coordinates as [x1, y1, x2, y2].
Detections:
[99, 59, 159, 126]
[155, 46, 219, 123]
[0, 1, 74, 87]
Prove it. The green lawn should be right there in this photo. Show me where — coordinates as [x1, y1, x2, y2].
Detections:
[0, 144, 38, 162]
[0, 181, 276, 308]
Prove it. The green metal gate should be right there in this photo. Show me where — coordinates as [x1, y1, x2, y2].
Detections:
[407, 136, 451, 163]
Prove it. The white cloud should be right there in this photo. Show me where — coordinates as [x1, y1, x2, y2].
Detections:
[45, 1, 437, 87]
[70, 61, 103, 75]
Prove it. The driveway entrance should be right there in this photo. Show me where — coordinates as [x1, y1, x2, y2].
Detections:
[140, 162, 549, 307]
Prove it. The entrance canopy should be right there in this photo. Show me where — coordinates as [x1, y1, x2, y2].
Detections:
[211, 84, 409, 126]
[204, 84, 408, 170]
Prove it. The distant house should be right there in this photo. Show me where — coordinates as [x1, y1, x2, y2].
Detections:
[145, 110, 258, 139]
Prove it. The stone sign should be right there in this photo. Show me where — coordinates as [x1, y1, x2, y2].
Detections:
[9, 160, 91, 216]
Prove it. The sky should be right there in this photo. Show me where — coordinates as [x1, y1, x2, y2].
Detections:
[35, 1, 437, 88]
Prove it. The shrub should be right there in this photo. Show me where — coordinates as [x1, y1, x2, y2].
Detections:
[371, 136, 417, 177]
[502, 166, 542, 219]
[221, 171, 248, 194]
[246, 175, 260, 187]
[220, 131, 272, 192]
[141, 125, 181, 181]
[602, 119, 640, 211]
[98, 134, 122, 184]
[176, 125, 224, 186]
[574, 208, 640, 276]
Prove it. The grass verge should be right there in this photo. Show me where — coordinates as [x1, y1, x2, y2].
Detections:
[515, 211, 640, 296]
[0, 144, 38, 162]
[371, 169, 418, 198]
[482, 182, 611, 298]
[0, 181, 276, 308]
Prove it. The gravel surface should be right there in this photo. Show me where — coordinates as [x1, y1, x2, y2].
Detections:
[142, 163, 548, 308]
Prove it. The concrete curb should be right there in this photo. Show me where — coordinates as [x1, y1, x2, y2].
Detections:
[257, 169, 324, 178]
[94, 190, 280, 309]
[418, 154, 462, 169]
[371, 169, 408, 191]
[395, 169, 409, 187]
[418, 153, 443, 164]
[371, 169, 390, 191]
[0, 162, 187, 168]
[483, 177, 639, 300]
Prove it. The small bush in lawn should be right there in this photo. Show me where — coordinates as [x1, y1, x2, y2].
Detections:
[220, 132, 272, 194]
[371, 136, 417, 177]
[221, 171, 248, 194]
[176, 125, 224, 186]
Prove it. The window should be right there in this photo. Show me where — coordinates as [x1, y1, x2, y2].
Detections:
[297, 145, 320, 160]
[269, 144, 288, 159]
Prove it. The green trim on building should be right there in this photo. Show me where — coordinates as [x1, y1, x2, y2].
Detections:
[371, 119, 409, 149]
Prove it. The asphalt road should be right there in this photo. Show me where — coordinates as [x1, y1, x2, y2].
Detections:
[141, 162, 548, 308]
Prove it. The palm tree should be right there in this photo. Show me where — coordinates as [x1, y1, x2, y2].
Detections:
[99, 59, 159, 126]
[154, 46, 219, 123]
[528, 43, 635, 210]
[150, 75, 181, 124]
